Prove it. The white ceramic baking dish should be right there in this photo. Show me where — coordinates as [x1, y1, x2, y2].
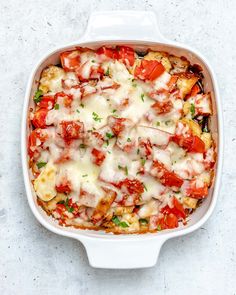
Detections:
[21, 11, 223, 269]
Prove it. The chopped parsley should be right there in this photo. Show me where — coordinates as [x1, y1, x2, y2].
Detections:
[112, 109, 117, 113]
[139, 218, 148, 225]
[118, 165, 128, 176]
[106, 132, 114, 139]
[157, 224, 162, 231]
[79, 144, 86, 148]
[132, 83, 137, 88]
[124, 166, 128, 176]
[91, 60, 95, 63]
[141, 158, 146, 166]
[156, 121, 160, 126]
[143, 183, 148, 191]
[112, 216, 129, 228]
[105, 67, 110, 76]
[82, 174, 88, 177]
[65, 198, 74, 213]
[141, 93, 145, 102]
[119, 221, 129, 228]
[92, 112, 102, 122]
[36, 162, 47, 169]
[165, 120, 171, 126]
[127, 137, 131, 142]
[76, 109, 80, 114]
[54, 103, 59, 110]
[33, 89, 43, 104]
[80, 103, 84, 108]
[190, 103, 195, 117]
[137, 148, 140, 155]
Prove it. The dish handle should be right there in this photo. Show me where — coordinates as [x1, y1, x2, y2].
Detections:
[79, 236, 166, 269]
[80, 11, 168, 43]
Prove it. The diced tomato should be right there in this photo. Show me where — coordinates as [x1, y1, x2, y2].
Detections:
[152, 213, 179, 230]
[116, 178, 144, 195]
[108, 116, 127, 136]
[90, 65, 104, 79]
[91, 148, 106, 166]
[97, 46, 135, 66]
[151, 160, 183, 188]
[139, 139, 153, 158]
[56, 203, 66, 214]
[173, 134, 205, 153]
[56, 180, 72, 194]
[96, 46, 115, 58]
[60, 50, 80, 71]
[116, 46, 135, 66]
[32, 108, 48, 128]
[38, 95, 55, 109]
[186, 83, 201, 98]
[165, 213, 179, 228]
[134, 60, 165, 81]
[60, 121, 84, 141]
[55, 92, 73, 108]
[172, 197, 186, 219]
[186, 181, 208, 199]
[28, 129, 48, 158]
[167, 75, 178, 92]
[151, 100, 173, 114]
[162, 197, 186, 219]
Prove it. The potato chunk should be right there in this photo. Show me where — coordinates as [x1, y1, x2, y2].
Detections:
[39, 65, 66, 94]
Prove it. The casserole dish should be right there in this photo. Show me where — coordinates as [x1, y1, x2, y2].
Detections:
[22, 11, 223, 268]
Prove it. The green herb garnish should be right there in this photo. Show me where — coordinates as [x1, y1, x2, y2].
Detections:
[143, 183, 147, 191]
[54, 103, 59, 110]
[76, 109, 80, 114]
[141, 93, 145, 102]
[64, 198, 74, 213]
[92, 112, 102, 122]
[80, 103, 84, 108]
[33, 89, 43, 104]
[82, 174, 88, 177]
[124, 166, 128, 176]
[190, 103, 195, 117]
[157, 224, 162, 231]
[127, 137, 131, 142]
[156, 121, 160, 126]
[112, 216, 129, 228]
[79, 144, 86, 148]
[36, 162, 47, 169]
[119, 221, 129, 228]
[112, 109, 117, 113]
[106, 132, 114, 139]
[139, 218, 148, 225]
[112, 216, 120, 226]
[105, 67, 110, 76]
[141, 158, 146, 166]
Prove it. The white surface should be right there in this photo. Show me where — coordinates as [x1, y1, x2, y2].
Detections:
[0, 0, 235, 293]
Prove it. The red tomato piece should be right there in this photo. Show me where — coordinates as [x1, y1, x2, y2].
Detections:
[60, 50, 80, 71]
[167, 75, 178, 92]
[173, 134, 205, 153]
[28, 129, 48, 158]
[108, 117, 126, 136]
[165, 213, 179, 228]
[139, 139, 153, 158]
[38, 95, 55, 109]
[172, 197, 186, 219]
[187, 83, 201, 98]
[60, 121, 83, 141]
[151, 100, 173, 114]
[116, 46, 135, 66]
[91, 148, 106, 166]
[96, 46, 115, 58]
[151, 160, 183, 188]
[56, 180, 72, 194]
[134, 60, 165, 81]
[32, 108, 48, 128]
[55, 92, 73, 108]
[186, 181, 208, 199]
[116, 178, 144, 195]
